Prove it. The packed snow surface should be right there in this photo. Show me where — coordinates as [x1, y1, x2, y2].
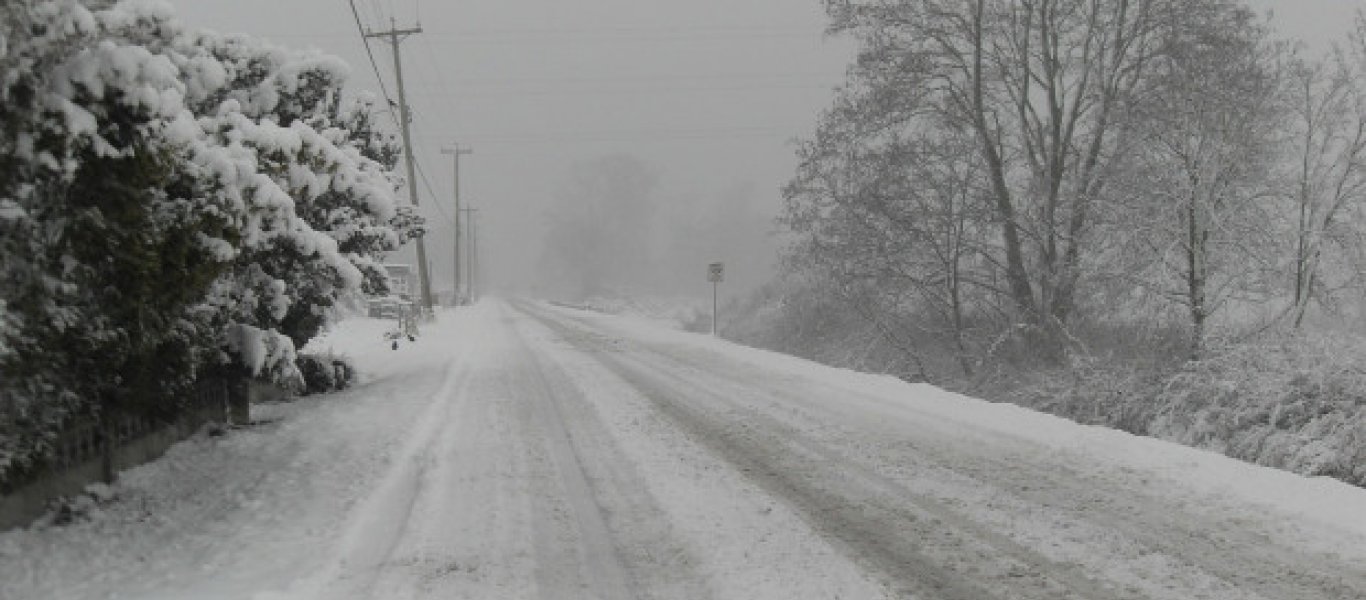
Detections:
[3, 298, 1364, 599]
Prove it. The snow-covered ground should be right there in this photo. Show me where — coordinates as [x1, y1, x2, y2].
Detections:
[564, 294, 707, 331]
[3, 298, 1364, 599]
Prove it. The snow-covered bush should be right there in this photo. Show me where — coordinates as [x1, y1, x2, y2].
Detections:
[0, 0, 241, 479]
[0, 0, 415, 483]
[725, 279, 937, 383]
[1004, 336, 1366, 487]
[731, 278, 1366, 488]
[295, 353, 356, 396]
[575, 292, 709, 332]
[1148, 338, 1366, 485]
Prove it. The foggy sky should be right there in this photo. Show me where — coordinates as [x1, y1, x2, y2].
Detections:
[171, 0, 1359, 300]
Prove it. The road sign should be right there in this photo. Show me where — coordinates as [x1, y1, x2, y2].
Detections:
[708, 262, 724, 283]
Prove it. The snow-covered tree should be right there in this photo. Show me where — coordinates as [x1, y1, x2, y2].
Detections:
[1115, 5, 1285, 358]
[821, 0, 1184, 358]
[0, 0, 242, 475]
[182, 30, 415, 363]
[1283, 23, 1366, 327]
[0, 0, 414, 480]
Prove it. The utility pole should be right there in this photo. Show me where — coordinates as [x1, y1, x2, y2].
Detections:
[440, 144, 472, 304]
[365, 19, 434, 310]
[460, 207, 479, 301]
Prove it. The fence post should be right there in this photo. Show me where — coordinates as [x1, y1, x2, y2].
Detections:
[227, 377, 250, 426]
[99, 409, 114, 484]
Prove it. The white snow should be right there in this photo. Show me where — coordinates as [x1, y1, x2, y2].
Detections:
[0, 310, 476, 600]
[3, 299, 1364, 599]
[549, 302, 1366, 563]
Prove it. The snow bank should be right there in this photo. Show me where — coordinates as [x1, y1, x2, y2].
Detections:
[0, 309, 480, 600]
[568, 293, 709, 332]
[546, 302, 1366, 558]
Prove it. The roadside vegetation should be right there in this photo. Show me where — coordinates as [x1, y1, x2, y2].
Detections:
[730, 0, 1366, 487]
[0, 0, 419, 486]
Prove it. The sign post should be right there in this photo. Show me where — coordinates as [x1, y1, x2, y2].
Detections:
[708, 262, 724, 336]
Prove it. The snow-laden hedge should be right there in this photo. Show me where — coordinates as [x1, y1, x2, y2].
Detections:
[0, 0, 419, 484]
[1007, 337, 1366, 487]
[296, 353, 357, 396]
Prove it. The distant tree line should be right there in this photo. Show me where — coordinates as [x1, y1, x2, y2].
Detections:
[783, 0, 1366, 376]
[0, 1, 421, 481]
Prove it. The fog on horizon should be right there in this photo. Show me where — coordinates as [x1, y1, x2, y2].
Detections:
[168, 0, 1360, 304]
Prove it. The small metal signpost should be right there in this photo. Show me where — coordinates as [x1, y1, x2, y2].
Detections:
[708, 262, 724, 336]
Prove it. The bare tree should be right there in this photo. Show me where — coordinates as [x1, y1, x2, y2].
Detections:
[784, 117, 995, 377]
[823, 0, 1181, 358]
[1116, 5, 1285, 358]
[1284, 24, 1366, 327]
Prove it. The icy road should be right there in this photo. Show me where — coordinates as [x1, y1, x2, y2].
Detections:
[4, 299, 1366, 600]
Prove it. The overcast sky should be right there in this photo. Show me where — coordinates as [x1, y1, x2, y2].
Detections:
[170, 0, 1362, 299]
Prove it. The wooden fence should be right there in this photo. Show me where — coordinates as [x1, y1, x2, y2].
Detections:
[0, 377, 257, 531]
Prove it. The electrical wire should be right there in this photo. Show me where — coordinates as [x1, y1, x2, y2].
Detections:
[412, 156, 456, 229]
[349, 0, 449, 229]
[346, 0, 402, 130]
[418, 83, 832, 99]
[218, 27, 822, 44]
[414, 125, 794, 145]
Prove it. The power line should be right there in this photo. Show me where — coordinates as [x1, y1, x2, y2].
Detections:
[416, 83, 833, 99]
[417, 35, 459, 106]
[364, 20, 436, 310]
[415, 125, 794, 145]
[348, 1, 445, 224]
[408, 71, 841, 86]
[228, 26, 822, 42]
[347, 0, 401, 129]
[412, 156, 455, 229]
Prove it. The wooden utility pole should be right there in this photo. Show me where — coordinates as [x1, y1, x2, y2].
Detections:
[366, 19, 434, 310]
[440, 144, 472, 304]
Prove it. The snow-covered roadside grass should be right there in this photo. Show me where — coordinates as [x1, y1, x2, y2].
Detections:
[0, 309, 476, 600]
[1006, 337, 1366, 487]
[724, 285, 1366, 491]
[558, 294, 709, 332]
[543, 302, 1366, 567]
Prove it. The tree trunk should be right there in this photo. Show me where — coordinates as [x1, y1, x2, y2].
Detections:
[971, 0, 1038, 322]
[1187, 196, 1206, 361]
[99, 405, 115, 484]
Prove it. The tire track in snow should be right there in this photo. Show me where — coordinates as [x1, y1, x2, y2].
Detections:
[515, 302, 1014, 599]
[506, 339, 637, 600]
[639, 340, 1366, 600]
[607, 355, 1120, 600]
[527, 301, 1366, 600]
[503, 302, 710, 600]
[519, 302, 1155, 600]
[304, 352, 473, 600]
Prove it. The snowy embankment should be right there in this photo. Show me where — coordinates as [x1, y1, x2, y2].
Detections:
[3, 299, 1364, 599]
[1005, 337, 1366, 488]
[0, 309, 478, 600]
[548, 303, 1366, 565]
[561, 293, 708, 332]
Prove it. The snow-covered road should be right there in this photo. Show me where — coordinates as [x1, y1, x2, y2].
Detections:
[4, 298, 1366, 599]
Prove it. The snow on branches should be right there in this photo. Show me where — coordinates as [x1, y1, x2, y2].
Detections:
[0, 0, 416, 478]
